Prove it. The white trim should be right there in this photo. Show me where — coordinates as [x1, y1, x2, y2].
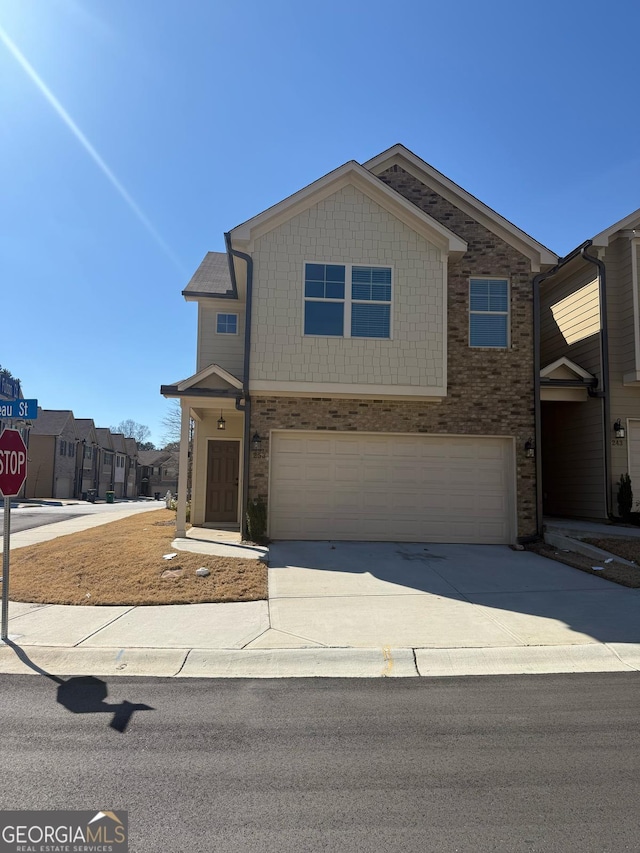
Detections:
[302, 262, 394, 340]
[230, 161, 467, 257]
[205, 436, 242, 525]
[540, 356, 595, 381]
[592, 210, 640, 247]
[175, 363, 243, 392]
[442, 256, 448, 391]
[250, 380, 446, 398]
[631, 237, 640, 375]
[364, 144, 557, 270]
[215, 312, 239, 335]
[468, 276, 510, 349]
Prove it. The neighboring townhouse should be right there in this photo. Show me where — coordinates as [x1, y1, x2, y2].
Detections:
[74, 418, 99, 497]
[95, 428, 115, 497]
[539, 209, 640, 520]
[163, 144, 557, 543]
[124, 437, 138, 498]
[25, 409, 79, 499]
[110, 433, 128, 499]
[137, 449, 179, 498]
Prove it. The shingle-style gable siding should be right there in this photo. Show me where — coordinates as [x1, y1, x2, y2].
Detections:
[248, 166, 538, 540]
[250, 183, 445, 391]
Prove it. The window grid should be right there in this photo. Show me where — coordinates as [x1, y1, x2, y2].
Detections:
[216, 313, 238, 334]
[304, 263, 392, 339]
[469, 278, 509, 348]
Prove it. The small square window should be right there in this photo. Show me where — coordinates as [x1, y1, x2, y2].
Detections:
[216, 313, 238, 334]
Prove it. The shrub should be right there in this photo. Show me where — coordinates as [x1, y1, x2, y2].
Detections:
[617, 473, 633, 522]
[246, 497, 268, 543]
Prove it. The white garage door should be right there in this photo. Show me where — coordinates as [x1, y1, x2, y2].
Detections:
[269, 432, 514, 543]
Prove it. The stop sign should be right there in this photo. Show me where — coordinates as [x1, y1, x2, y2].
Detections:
[0, 429, 28, 497]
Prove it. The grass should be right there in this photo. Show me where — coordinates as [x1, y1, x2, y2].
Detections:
[7, 509, 268, 606]
[527, 540, 640, 588]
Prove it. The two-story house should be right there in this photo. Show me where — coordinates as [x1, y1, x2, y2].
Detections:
[539, 207, 640, 520]
[25, 409, 79, 499]
[163, 145, 557, 543]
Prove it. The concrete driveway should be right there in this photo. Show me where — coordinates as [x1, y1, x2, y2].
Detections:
[267, 541, 640, 650]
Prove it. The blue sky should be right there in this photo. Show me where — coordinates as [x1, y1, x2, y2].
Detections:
[1, 0, 639, 446]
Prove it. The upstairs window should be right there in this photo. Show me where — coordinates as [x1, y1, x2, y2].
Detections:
[469, 278, 509, 348]
[304, 263, 392, 339]
[216, 313, 238, 334]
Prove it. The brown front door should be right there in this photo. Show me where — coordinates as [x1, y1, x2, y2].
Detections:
[205, 441, 240, 523]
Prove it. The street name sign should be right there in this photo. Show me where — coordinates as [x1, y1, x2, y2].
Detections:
[0, 398, 38, 420]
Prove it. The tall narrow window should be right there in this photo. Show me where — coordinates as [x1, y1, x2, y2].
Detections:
[469, 278, 509, 348]
[351, 266, 391, 338]
[304, 264, 345, 336]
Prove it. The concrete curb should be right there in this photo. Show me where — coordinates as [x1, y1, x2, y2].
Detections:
[543, 530, 637, 566]
[1, 643, 639, 679]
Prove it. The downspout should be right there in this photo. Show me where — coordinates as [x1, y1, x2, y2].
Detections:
[532, 241, 592, 536]
[581, 244, 611, 518]
[224, 232, 253, 539]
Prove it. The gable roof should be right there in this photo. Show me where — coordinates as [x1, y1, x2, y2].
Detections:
[74, 418, 96, 442]
[540, 356, 595, 382]
[229, 159, 467, 257]
[364, 144, 558, 271]
[95, 427, 114, 450]
[183, 252, 235, 300]
[30, 409, 75, 436]
[592, 208, 640, 247]
[111, 433, 126, 453]
[176, 363, 243, 392]
[124, 437, 138, 458]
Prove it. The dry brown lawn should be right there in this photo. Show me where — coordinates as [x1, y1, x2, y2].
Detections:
[8, 509, 268, 606]
[527, 541, 640, 588]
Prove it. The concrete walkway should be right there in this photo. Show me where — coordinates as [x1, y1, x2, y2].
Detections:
[1, 509, 640, 679]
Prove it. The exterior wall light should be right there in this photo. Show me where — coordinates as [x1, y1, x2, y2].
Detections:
[614, 419, 625, 439]
[524, 437, 535, 458]
[251, 432, 262, 450]
[217, 411, 226, 431]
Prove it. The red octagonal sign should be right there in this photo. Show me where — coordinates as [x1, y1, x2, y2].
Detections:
[0, 429, 28, 497]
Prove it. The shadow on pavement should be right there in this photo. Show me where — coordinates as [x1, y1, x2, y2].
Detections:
[4, 641, 154, 732]
[268, 541, 640, 645]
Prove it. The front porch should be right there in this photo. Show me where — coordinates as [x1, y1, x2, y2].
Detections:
[161, 363, 247, 538]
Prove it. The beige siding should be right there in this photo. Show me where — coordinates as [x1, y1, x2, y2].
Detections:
[540, 263, 605, 518]
[191, 412, 243, 527]
[606, 237, 640, 505]
[249, 184, 445, 391]
[540, 266, 601, 376]
[25, 435, 55, 498]
[197, 301, 245, 379]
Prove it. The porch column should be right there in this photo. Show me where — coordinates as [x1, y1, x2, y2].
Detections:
[176, 401, 190, 538]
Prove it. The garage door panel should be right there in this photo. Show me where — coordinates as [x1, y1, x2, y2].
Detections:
[269, 432, 513, 543]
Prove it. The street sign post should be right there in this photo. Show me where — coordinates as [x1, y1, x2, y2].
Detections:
[0, 429, 29, 642]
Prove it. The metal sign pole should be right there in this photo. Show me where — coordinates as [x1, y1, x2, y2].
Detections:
[1, 495, 10, 641]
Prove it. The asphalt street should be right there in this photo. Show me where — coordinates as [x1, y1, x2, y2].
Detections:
[0, 501, 159, 535]
[1, 672, 639, 852]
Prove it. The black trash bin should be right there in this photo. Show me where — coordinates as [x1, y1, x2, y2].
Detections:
[86, 489, 96, 503]
[154, 492, 161, 501]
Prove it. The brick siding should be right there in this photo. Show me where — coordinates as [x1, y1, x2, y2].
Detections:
[248, 165, 537, 540]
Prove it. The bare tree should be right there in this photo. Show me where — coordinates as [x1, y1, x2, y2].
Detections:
[161, 401, 182, 448]
[111, 419, 151, 445]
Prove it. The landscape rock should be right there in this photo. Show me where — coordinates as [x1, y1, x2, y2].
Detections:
[195, 567, 210, 577]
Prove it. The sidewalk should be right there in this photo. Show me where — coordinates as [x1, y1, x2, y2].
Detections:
[1, 509, 640, 679]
